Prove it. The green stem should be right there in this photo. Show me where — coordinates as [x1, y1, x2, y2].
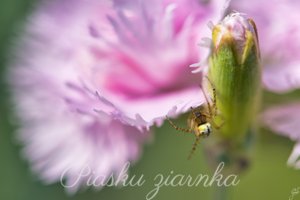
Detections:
[214, 185, 228, 200]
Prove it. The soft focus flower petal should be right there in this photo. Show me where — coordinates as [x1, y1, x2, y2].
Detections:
[93, 0, 228, 126]
[263, 103, 300, 141]
[263, 62, 300, 93]
[231, 0, 300, 93]
[262, 103, 300, 168]
[11, 66, 149, 193]
[9, 0, 227, 192]
[288, 143, 300, 169]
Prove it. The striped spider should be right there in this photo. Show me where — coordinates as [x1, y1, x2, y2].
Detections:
[166, 77, 224, 159]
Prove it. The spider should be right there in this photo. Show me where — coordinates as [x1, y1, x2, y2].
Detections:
[166, 77, 223, 159]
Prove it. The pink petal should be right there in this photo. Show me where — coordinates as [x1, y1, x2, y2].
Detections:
[262, 103, 300, 169]
[288, 143, 300, 169]
[262, 103, 300, 141]
[263, 62, 300, 92]
[14, 88, 149, 193]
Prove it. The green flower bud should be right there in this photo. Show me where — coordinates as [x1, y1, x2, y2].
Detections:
[208, 13, 261, 140]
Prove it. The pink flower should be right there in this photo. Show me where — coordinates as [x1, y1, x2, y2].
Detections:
[9, 0, 227, 193]
[232, 0, 300, 169]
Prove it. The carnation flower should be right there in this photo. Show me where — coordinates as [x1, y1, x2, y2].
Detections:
[9, 0, 227, 193]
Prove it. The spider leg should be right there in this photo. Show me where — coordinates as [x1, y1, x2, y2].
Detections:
[190, 106, 197, 116]
[188, 135, 201, 160]
[210, 119, 224, 130]
[165, 116, 193, 134]
[199, 84, 214, 118]
[204, 76, 217, 117]
[203, 76, 226, 130]
[216, 114, 225, 129]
